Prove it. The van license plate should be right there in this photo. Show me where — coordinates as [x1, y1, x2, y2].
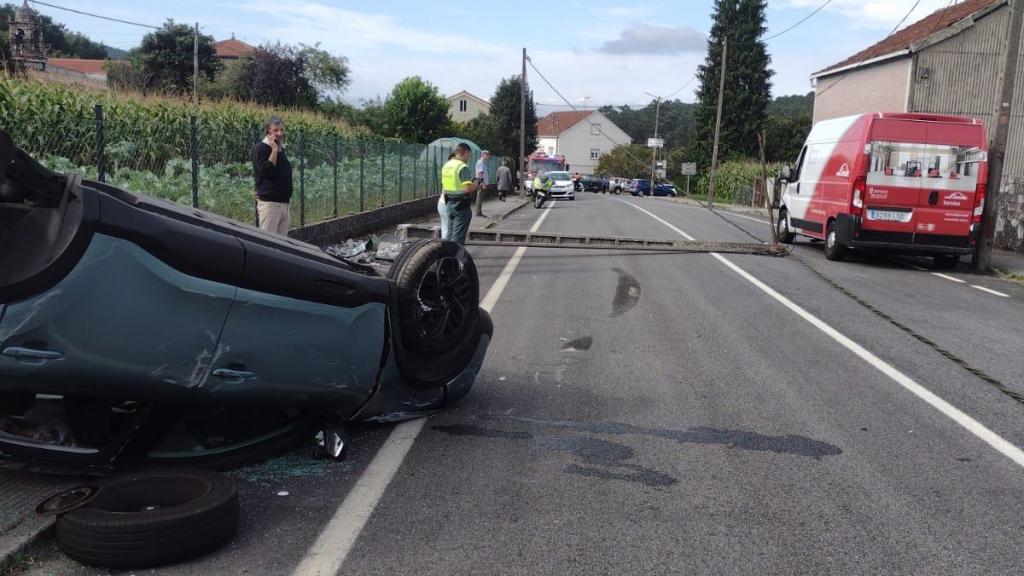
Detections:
[867, 209, 912, 223]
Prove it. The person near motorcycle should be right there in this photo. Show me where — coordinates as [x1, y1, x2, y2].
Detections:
[532, 173, 553, 208]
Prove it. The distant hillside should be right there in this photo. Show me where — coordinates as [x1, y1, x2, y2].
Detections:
[105, 45, 129, 59]
[1, 3, 111, 62]
[767, 92, 814, 119]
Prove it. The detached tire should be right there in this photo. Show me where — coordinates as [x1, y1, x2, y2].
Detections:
[56, 469, 238, 569]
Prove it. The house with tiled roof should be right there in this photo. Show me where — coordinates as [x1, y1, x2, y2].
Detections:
[536, 110, 631, 174]
[215, 35, 255, 62]
[447, 91, 490, 123]
[810, 0, 1024, 252]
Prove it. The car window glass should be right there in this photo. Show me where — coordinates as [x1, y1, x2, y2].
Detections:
[793, 146, 808, 181]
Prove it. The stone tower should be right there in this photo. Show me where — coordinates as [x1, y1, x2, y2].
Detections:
[9, 0, 47, 71]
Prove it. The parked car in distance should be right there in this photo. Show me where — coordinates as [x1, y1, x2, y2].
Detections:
[776, 112, 987, 268]
[580, 174, 605, 193]
[607, 177, 629, 194]
[631, 179, 678, 197]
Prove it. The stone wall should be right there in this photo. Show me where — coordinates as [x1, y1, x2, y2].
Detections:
[995, 177, 1024, 252]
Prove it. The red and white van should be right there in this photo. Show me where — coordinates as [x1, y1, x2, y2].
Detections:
[777, 113, 987, 268]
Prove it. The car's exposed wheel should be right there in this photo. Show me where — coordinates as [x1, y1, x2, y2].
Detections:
[55, 468, 238, 569]
[776, 209, 795, 244]
[388, 240, 482, 386]
[823, 219, 847, 261]
[932, 253, 960, 270]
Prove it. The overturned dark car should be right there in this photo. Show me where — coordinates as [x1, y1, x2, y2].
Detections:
[0, 132, 491, 473]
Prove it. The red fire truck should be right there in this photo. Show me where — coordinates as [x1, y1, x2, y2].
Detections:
[524, 152, 566, 193]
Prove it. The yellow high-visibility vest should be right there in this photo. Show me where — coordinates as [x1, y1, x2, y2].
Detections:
[441, 158, 471, 195]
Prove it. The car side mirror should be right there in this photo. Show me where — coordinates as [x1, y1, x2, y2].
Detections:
[779, 165, 792, 183]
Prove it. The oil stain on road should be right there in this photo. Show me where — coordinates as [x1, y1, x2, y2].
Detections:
[611, 268, 641, 317]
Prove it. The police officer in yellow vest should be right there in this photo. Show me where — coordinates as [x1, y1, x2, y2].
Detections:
[440, 143, 482, 245]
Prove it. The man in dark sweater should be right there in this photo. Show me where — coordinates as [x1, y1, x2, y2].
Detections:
[252, 117, 293, 235]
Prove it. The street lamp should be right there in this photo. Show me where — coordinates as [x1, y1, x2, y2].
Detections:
[644, 91, 663, 198]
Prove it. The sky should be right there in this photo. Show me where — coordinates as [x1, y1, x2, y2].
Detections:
[26, 0, 960, 112]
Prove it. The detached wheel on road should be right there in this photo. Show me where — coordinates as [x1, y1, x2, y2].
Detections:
[932, 254, 960, 270]
[776, 210, 795, 244]
[389, 239, 482, 386]
[56, 468, 238, 569]
[823, 220, 847, 261]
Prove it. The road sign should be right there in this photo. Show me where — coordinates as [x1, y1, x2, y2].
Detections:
[680, 162, 696, 176]
[647, 138, 664, 148]
[655, 169, 666, 179]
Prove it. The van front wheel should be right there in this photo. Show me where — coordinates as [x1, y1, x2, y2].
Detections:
[776, 210, 795, 244]
[824, 220, 847, 261]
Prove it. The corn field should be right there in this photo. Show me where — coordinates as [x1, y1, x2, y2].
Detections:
[0, 77, 505, 228]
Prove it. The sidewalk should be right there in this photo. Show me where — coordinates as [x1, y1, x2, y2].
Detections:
[406, 191, 532, 232]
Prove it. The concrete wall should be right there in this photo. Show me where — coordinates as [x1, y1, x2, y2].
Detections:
[290, 195, 440, 248]
[813, 58, 911, 123]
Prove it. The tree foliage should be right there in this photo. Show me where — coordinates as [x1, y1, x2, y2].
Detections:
[111, 20, 221, 95]
[692, 0, 774, 168]
[595, 144, 653, 178]
[297, 43, 350, 96]
[486, 75, 537, 160]
[382, 76, 451, 143]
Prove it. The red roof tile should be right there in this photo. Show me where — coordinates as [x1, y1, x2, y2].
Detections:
[215, 37, 255, 59]
[814, 0, 1001, 76]
[537, 111, 593, 137]
[47, 58, 108, 75]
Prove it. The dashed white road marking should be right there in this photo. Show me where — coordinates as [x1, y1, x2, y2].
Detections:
[620, 198, 1024, 471]
[972, 285, 1011, 298]
[291, 203, 554, 576]
[932, 272, 966, 284]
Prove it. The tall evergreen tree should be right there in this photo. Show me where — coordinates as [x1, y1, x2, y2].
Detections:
[692, 0, 773, 168]
[488, 76, 538, 161]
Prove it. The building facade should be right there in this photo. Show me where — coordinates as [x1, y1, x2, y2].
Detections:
[536, 111, 631, 174]
[811, 0, 1024, 252]
[447, 91, 490, 123]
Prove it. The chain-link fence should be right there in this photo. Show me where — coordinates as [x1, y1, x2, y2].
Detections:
[13, 104, 505, 229]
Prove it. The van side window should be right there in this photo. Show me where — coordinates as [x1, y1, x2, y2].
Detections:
[793, 146, 808, 181]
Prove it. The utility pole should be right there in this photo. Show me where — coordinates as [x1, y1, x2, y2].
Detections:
[975, 0, 1023, 271]
[192, 22, 199, 109]
[644, 94, 662, 197]
[520, 48, 527, 192]
[708, 36, 727, 210]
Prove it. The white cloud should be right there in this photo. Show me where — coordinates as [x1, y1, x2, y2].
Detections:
[775, 0, 956, 30]
[600, 22, 707, 54]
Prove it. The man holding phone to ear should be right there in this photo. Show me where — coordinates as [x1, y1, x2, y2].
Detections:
[252, 116, 293, 235]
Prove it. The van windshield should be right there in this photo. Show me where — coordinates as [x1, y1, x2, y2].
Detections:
[867, 141, 981, 191]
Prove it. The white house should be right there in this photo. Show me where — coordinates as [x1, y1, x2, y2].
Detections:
[536, 111, 631, 174]
[447, 91, 490, 123]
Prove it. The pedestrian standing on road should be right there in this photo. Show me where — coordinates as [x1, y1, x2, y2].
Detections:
[496, 160, 512, 202]
[441, 143, 481, 245]
[252, 117, 293, 236]
[474, 150, 491, 216]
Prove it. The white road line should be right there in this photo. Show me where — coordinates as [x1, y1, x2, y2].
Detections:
[972, 285, 1011, 298]
[718, 209, 770, 225]
[932, 272, 966, 284]
[291, 204, 554, 576]
[621, 199, 1024, 470]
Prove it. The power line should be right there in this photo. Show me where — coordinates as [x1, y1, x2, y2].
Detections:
[527, 58, 653, 172]
[764, 0, 836, 41]
[28, 0, 161, 29]
[815, 0, 924, 98]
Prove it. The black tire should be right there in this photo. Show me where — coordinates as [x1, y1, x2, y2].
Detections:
[388, 239, 479, 355]
[388, 240, 483, 386]
[56, 468, 238, 569]
[534, 196, 545, 209]
[932, 253, 960, 270]
[776, 209, 795, 244]
[823, 219, 847, 261]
